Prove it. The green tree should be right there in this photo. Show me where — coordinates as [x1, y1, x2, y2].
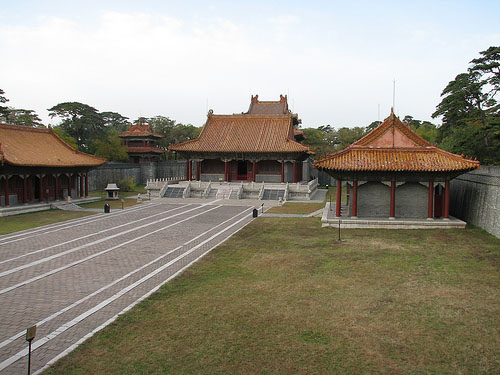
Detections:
[101, 111, 130, 132]
[6, 108, 44, 127]
[469, 46, 500, 113]
[92, 131, 128, 162]
[0, 89, 10, 120]
[52, 127, 79, 150]
[48, 102, 105, 152]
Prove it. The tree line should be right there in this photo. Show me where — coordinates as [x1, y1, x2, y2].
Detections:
[1, 46, 498, 164]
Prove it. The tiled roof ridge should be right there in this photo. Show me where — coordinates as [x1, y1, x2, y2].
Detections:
[213, 113, 293, 119]
[118, 122, 164, 138]
[0, 122, 49, 133]
[353, 110, 432, 148]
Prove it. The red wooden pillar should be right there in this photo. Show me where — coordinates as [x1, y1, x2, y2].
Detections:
[55, 174, 59, 200]
[39, 174, 44, 202]
[23, 174, 28, 204]
[68, 174, 72, 198]
[281, 161, 285, 183]
[3, 176, 9, 206]
[352, 179, 358, 218]
[85, 173, 89, 197]
[29, 175, 33, 202]
[336, 179, 342, 217]
[224, 161, 228, 182]
[444, 180, 450, 219]
[427, 182, 434, 219]
[292, 162, 297, 183]
[80, 173, 84, 197]
[196, 161, 201, 181]
[185, 160, 189, 180]
[390, 181, 396, 218]
[75, 174, 79, 197]
[252, 161, 256, 182]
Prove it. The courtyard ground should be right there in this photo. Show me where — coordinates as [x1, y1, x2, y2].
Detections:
[39, 217, 500, 375]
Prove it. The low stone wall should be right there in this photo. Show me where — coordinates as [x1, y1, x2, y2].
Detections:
[450, 166, 500, 239]
[89, 160, 187, 191]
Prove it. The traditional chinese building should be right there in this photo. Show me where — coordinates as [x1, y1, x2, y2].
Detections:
[0, 123, 106, 206]
[169, 95, 312, 182]
[314, 110, 480, 220]
[118, 119, 165, 163]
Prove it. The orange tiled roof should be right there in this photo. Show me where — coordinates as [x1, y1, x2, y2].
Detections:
[169, 114, 311, 154]
[126, 146, 165, 154]
[246, 94, 290, 115]
[314, 111, 480, 173]
[0, 123, 106, 167]
[118, 121, 163, 138]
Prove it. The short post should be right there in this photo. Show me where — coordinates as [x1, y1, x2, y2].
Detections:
[261, 203, 264, 214]
[26, 325, 36, 375]
[338, 219, 342, 242]
[121, 199, 124, 210]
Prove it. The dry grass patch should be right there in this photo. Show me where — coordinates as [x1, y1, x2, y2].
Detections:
[43, 218, 500, 375]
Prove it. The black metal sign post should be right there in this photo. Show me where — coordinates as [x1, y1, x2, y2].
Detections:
[26, 325, 36, 375]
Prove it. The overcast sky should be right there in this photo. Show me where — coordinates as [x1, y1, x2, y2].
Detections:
[1, 0, 499, 128]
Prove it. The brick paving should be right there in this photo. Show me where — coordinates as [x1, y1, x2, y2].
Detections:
[0, 199, 259, 374]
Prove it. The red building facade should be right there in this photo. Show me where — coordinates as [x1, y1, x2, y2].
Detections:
[0, 123, 106, 206]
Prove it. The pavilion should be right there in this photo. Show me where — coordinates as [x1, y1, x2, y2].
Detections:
[314, 110, 480, 220]
[0, 123, 106, 207]
[168, 95, 312, 183]
[118, 118, 165, 163]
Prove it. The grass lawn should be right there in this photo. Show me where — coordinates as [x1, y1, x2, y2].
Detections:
[82, 185, 149, 209]
[0, 210, 95, 235]
[267, 186, 345, 215]
[43, 219, 500, 374]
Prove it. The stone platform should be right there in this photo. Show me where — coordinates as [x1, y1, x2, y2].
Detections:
[321, 202, 467, 229]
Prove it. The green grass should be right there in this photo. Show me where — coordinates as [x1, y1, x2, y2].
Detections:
[267, 186, 346, 214]
[82, 185, 148, 209]
[43, 219, 500, 375]
[0, 210, 95, 235]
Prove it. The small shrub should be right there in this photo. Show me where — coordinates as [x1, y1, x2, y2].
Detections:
[117, 177, 136, 192]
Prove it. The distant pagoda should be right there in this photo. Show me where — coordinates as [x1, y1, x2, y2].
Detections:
[118, 118, 165, 163]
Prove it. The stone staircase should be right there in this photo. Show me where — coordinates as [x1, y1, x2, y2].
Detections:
[262, 189, 285, 200]
[163, 186, 185, 198]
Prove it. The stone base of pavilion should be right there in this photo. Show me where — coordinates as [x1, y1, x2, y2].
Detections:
[0, 196, 100, 217]
[321, 202, 467, 229]
[147, 178, 319, 201]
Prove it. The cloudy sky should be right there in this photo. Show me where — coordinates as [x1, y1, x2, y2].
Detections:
[1, 0, 499, 128]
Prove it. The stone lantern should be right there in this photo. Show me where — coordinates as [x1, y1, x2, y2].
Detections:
[105, 183, 120, 200]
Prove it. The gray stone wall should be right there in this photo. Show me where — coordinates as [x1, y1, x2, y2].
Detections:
[395, 182, 428, 218]
[89, 160, 187, 191]
[450, 166, 500, 239]
[356, 181, 390, 217]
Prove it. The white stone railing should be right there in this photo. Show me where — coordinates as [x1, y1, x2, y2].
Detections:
[283, 182, 289, 201]
[182, 181, 191, 198]
[308, 178, 318, 193]
[258, 182, 265, 200]
[203, 181, 211, 198]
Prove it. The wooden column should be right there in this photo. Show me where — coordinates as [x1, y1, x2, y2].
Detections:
[427, 182, 434, 219]
[75, 174, 79, 197]
[352, 180, 358, 218]
[80, 173, 84, 197]
[196, 161, 201, 181]
[292, 162, 297, 183]
[252, 161, 256, 182]
[55, 174, 59, 200]
[23, 174, 28, 204]
[39, 174, 44, 202]
[281, 161, 285, 183]
[390, 181, 396, 219]
[29, 175, 33, 202]
[85, 173, 89, 197]
[224, 161, 228, 182]
[444, 180, 450, 219]
[336, 179, 342, 217]
[185, 160, 190, 180]
[3, 176, 9, 206]
[68, 174, 72, 198]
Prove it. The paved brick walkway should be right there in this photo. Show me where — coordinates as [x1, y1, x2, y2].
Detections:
[0, 200, 257, 374]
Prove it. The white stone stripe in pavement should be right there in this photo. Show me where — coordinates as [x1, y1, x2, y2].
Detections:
[0, 203, 222, 295]
[0, 204, 201, 278]
[33, 211, 251, 375]
[0, 206, 252, 351]
[0, 201, 163, 245]
[1, 209, 253, 372]
[0, 204, 191, 265]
